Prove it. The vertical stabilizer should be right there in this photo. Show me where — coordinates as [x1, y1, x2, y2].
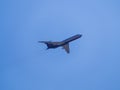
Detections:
[38, 41, 50, 49]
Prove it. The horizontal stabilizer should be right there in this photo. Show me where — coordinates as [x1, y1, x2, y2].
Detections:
[38, 41, 47, 43]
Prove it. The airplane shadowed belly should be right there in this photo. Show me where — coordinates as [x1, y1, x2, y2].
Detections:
[47, 44, 60, 48]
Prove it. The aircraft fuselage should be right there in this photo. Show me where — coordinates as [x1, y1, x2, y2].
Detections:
[38, 34, 82, 53]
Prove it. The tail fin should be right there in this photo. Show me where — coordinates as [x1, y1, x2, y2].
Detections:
[38, 41, 50, 49]
[38, 41, 47, 44]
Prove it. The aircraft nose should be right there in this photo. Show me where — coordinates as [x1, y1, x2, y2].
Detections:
[79, 34, 82, 37]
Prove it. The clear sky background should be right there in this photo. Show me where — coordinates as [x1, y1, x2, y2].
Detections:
[1, 0, 120, 90]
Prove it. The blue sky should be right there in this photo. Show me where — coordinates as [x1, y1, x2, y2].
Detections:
[1, 0, 120, 90]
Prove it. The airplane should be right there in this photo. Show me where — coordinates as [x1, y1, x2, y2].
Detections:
[38, 34, 82, 53]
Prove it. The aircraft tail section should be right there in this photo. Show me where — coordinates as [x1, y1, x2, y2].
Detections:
[38, 41, 51, 49]
[38, 41, 61, 49]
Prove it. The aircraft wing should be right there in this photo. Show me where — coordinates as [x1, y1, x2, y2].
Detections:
[62, 44, 70, 53]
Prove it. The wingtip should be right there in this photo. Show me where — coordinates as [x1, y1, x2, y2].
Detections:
[67, 52, 70, 54]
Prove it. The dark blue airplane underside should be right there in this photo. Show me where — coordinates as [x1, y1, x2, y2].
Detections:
[38, 34, 82, 53]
